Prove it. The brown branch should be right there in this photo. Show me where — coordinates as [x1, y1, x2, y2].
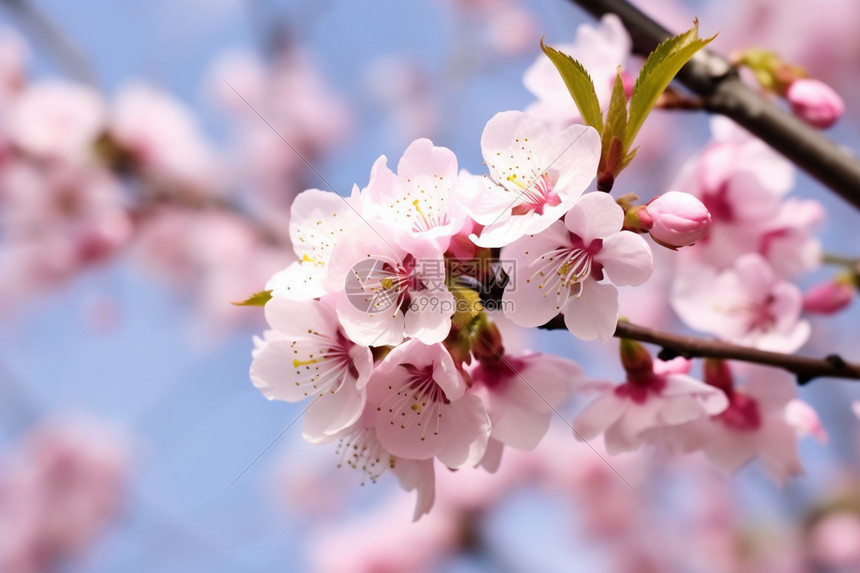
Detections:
[538, 316, 860, 384]
[1, 0, 98, 85]
[568, 0, 860, 212]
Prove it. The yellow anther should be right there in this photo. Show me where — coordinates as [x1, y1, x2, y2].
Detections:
[293, 358, 320, 368]
[506, 174, 527, 190]
[412, 199, 429, 225]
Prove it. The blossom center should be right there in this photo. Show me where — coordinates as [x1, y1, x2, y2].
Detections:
[526, 233, 604, 307]
[410, 198, 449, 233]
[352, 254, 429, 315]
[507, 172, 561, 216]
[615, 374, 667, 404]
[714, 391, 761, 431]
[377, 363, 448, 440]
[290, 330, 356, 397]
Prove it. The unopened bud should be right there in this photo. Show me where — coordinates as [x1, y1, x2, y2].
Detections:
[619, 338, 653, 382]
[802, 275, 855, 314]
[644, 191, 711, 249]
[787, 78, 844, 129]
[703, 358, 734, 395]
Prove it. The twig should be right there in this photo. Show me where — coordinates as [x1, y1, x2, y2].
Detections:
[568, 0, 860, 212]
[1, 0, 98, 85]
[538, 316, 860, 384]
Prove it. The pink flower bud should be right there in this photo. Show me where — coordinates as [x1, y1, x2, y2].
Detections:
[644, 191, 711, 249]
[802, 279, 854, 314]
[787, 78, 844, 129]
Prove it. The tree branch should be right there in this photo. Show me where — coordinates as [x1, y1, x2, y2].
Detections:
[568, 0, 860, 212]
[1, 0, 98, 85]
[538, 316, 860, 384]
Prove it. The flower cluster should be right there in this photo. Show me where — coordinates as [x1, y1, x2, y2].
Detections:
[250, 11, 836, 518]
[250, 106, 662, 516]
[669, 116, 826, 351]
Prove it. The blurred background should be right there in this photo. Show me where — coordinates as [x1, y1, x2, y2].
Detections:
[2, 0, 860, 571]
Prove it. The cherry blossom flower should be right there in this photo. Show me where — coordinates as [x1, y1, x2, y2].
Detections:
[502, 191, 653, 341]
[671, 117, 796, 270]
[250, 295, 373, 441]
[265, 187, 360, 300]
[671, 253, 811, 352]
[0, 418, 129, 573]
[523, 14, 632, 127]
[329, 230, 454, 347]
[808, 512, 860, 568]
[572, 349, 728, 455]
[369, 340, 491, 469]
[756, 197, 824, 278]
[111, 81, 220, 193]
[0, 160, 132, 308]
[663, 361, 806, 485]
[470, 351, 585, 450]
[459, 110, 601, 248]
[332, 405, 437, 520]
[308, 490, 457, 572]
[9, 80, 105, 162]
[361, 138, 467, 251]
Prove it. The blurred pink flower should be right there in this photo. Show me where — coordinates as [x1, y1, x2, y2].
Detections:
[809, 512, 860, 568]
[308, 492, 457, 573]
[9, 80, 105, 162]
[573, 355, 728, 455]
[0, 418, 129, 573]
[672, 117, 798, 271]
[111, 82, 220, 193]
[672, 254, 810, 352]
[0, 160, 131, 307]
[665, 362, 806, 485]
[470, 352, 585, 450]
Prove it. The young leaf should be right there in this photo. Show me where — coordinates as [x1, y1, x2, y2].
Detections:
[541, 40, 604, 134]
[232, 290, 273, 307]
[627, 20, 716, 145]
[597, 69, 631, 191]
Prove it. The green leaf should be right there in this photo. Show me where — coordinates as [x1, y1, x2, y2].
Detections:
[449, 285, 483, 330]
[596, 69, 632, 191]
[601, 70, 630, 164]
[541, 39, 604, 134]
[627, 21, 715, 145]
[231, 290, 273, 307]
